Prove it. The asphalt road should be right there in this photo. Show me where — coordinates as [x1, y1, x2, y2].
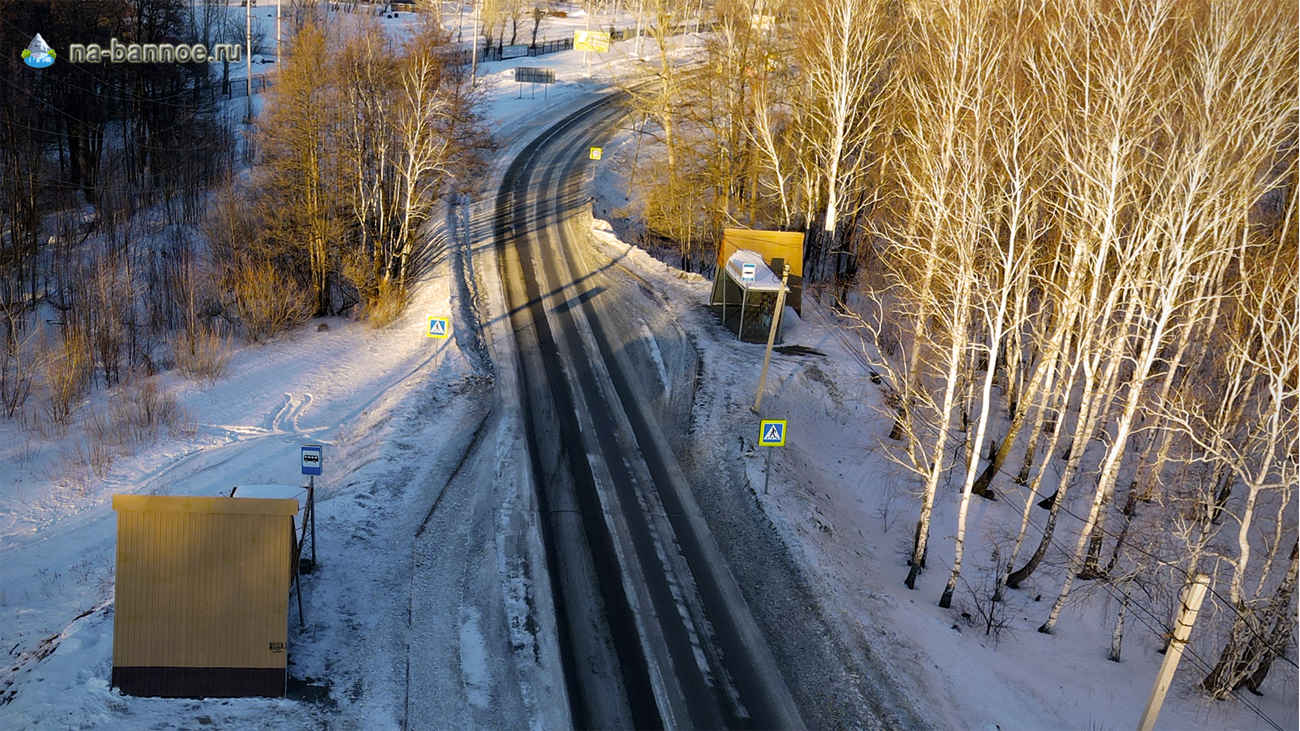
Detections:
[494, 95, 805, 730]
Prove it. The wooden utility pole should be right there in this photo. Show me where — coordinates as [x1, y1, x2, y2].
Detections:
[245, 0, 253, 121]
[1137, 574, 1210, 731]
[471, 0, 480, 82]
[751, 264, 790, 414]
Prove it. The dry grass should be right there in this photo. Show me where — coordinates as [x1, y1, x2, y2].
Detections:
[0, 331, 33, 419]
[42, 329, 92, 426]
[342, 255, 408, 327]
[365, 276, 407, 328]
[231, 259, 313, 341]
[174, 321, 232, 381]
[80, 379, 190, 478]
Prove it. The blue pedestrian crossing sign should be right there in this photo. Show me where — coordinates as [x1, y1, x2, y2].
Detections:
[758, 419, 786, 447]
[301, 445, 323, 476]
[427, 316, 451, 338]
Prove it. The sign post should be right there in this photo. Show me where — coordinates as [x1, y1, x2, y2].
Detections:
[299, 445, 322, 568]
[514, 66, 555, 98]
[757, 419, 786, 495]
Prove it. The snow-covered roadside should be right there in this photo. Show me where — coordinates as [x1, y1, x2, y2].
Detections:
[0, 27, 707, 728]
[583, 127, 1299, 730]
[0, 212, 492, 727]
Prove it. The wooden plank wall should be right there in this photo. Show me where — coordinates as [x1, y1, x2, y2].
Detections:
[112, 497, 296, 673]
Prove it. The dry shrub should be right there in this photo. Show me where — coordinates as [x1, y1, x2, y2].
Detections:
[231, 259, 313, 341]
[87, 259, 130, 386]
[43, 328, 92, 426]
[0, 330, 34, 418]
[174, 321, 232, 381]
[365, 276, 406, 328]
[80, 409, 117, 478]
[343, 255, 407, 327]
[111, 379, 186, 443]
[80, 379, 189, 477]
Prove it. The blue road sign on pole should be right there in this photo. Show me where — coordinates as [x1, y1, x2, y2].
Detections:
[301, 445, 323, 476]
[758, 419, 786, 447]
[427, 316, 451, 338]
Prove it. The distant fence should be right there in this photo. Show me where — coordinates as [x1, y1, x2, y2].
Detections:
[451, 20, 719, 66]
[445, 37, 574, 66]
[207, 19, 720, 92]
[214, 73, 274, 100]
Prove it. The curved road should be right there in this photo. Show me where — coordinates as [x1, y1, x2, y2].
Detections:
[494, 95, 804, 729]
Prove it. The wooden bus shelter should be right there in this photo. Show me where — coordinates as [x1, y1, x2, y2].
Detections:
[111, 494, 299, 698]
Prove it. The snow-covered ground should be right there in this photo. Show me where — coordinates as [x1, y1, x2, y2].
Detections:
[585, 123, 1300, 731]
[6, 9, 1292, 728]
[0, 24, 707, 730]
[0, 219, 489, 726]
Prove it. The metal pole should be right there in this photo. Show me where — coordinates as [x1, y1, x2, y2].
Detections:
[751, 264, 790, 413]
[292, 517, 304, 626]
[276, 0, 281, 71]
[762, 442, 773, 494]
[739, 287, 748, 340]
[721, 268, 727, 331]
[245, 0, 252, 121]
[309, 474, 317, 565]
[1137, 574, 1210, 731]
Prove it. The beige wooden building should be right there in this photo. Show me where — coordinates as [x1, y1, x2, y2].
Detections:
[111, 495, 299, 697]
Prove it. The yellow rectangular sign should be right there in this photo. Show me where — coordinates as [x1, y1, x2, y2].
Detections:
[589, 146, 603, 160]
[427, 316, 451, 338]
[758, 419, 787, 447]
[575, 30, 611, 53]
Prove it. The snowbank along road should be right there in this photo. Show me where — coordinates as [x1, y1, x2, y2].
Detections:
[494, 92, 805, 729]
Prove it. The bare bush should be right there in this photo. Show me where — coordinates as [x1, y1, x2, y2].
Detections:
[343, 255, 407, 328]
[965, 546, 1011, 642]
[42, 329, 92, 426]
[111, 380, 185, 443]
[86, 257, 131, 387]
[365, 276, 406, 328]
[174, 321, 232, 381]
[80, 408, 118, 478]
[230, 259, 313, 342]
[0, 327, 33, 419]
[79, 379, 188, 477]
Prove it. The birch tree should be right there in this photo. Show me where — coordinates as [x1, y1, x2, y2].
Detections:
[797, 0, 894, 236]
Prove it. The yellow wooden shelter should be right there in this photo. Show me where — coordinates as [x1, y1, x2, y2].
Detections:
[111, 495, 298, 697]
